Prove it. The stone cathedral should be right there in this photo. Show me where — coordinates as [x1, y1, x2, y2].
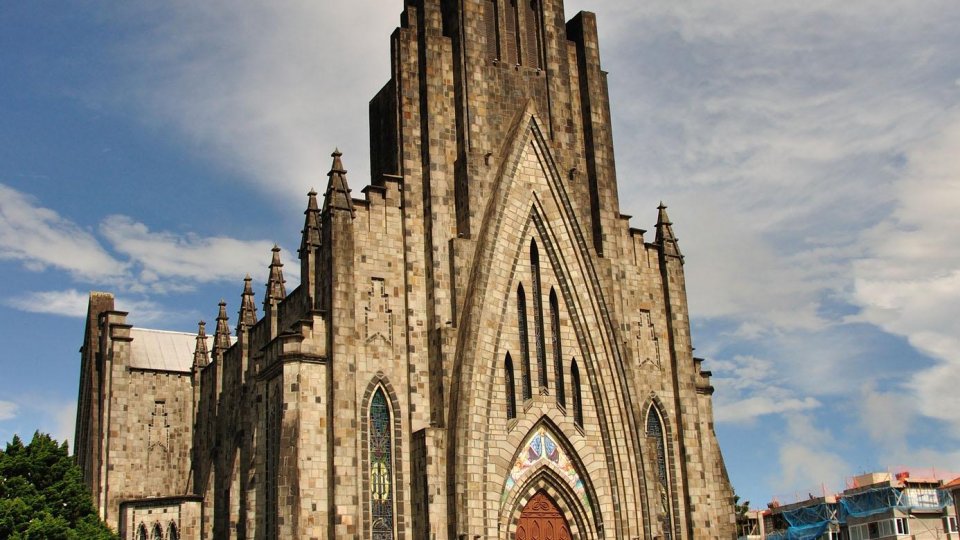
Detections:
[74, 0, 735, 538]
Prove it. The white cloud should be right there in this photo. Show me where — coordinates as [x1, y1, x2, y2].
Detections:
[106, 1, 399, 207]
[0, 184, 288, 299]
[773, 414, 849, 499]
[712, 355, 821, 423]
[0, 183, 126, 281]
[0, 400, 18, 421]
[100, 215, 283, 291]
[5, 289, 91, 318]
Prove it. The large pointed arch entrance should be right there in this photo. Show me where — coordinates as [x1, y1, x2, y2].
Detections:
[516, 491, 571, 540]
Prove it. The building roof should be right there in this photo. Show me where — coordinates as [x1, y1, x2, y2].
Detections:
[129, 328, 211, 373]
[943, 477, 960, 490]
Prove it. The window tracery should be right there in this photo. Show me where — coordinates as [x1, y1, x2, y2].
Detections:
[369, 387, 395, 540]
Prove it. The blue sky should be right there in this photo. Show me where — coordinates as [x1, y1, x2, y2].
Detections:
[2, 1, 959, 508]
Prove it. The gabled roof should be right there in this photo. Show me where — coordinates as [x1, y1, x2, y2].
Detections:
[129, 328, 211, 373]
[943, 477, 960, 490]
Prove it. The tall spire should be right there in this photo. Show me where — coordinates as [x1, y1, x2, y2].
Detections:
[237, 274, 258, 335]
[264, 245, 287, 307]
[214, 300, 231, 352]
[656, 202, 683, 261]
[322, 149, 354, 216]
[192, 320, 209, 370]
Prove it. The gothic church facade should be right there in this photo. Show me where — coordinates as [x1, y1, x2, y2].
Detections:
[75, 0, 735, 538]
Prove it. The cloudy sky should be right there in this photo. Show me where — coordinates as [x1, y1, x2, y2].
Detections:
[2, 1, 958, 507]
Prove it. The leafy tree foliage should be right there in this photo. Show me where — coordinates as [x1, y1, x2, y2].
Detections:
[0, 432, 116, 540]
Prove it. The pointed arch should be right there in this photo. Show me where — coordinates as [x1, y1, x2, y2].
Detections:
[505, 353, 517, 419]
[530, 239, 547, 391]
[361, 374, 406, 540]
[571, 359, 583, 428]
[517, 284, 533, 400]
[549, 287, 564, 409]
[646, 399, 677, 540]
[137, 523, 148, 540]
[152, 522, 163, 540]
[168, 522, 179, 540]
[500, 419, 604, 539]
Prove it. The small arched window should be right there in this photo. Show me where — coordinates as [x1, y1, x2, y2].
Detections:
[137, 524, 147, 540]
[369, 387, 395, 539]
[571, 359, 583, 427]
[152, 523, 163, 540]
[517, 284, 532, 400]
[168, 522, 179, 540]
[550, 288, 564, 409]
[647, 405, 674, 540]
[531, 240, 547, 391]
[505, 354, 517, 419]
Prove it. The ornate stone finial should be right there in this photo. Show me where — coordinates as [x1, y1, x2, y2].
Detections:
[193, 320, 209, 370]
[237, 274, 258, 334]
[265, 245, 287, 306]
[214, 300, 231, 352]
[323, 148, 354, 216]
[300, 188, 322, 257]
[655, 202, 682, 260]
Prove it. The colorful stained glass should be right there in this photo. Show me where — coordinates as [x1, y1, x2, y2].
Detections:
[501, 427, 590, 513]
[370, 388, 394, 539]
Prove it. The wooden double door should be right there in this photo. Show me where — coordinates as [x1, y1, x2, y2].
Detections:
[515, 491, 571, 540]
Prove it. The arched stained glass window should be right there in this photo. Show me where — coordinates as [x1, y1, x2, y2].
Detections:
[571, 359, 583, 427]
[137, 524, 147, 540]
[168, 522, 179, 540]
[647, 406, 674, 540]
[517, 284, 533, 400]
[550, 288, 564, 409]
[152, 523, 163, 540]
[531, 240, 547, 391]
[506, 354, 517, 419]
[370, 387, 395, 540]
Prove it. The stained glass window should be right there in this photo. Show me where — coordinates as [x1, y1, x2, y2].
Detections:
[137, 524, 147, 540]
[647, 406, 673, 540]
[550, 289, 564, 409]
[152, 523, 163, 540]
[168, 522, 179, 540]
[531, 240, 547, 391]
[571, 360, 583, 427]
[517, 284, 532, 400]
[506, 354, 517, 419]
[370, 388, 395, 540]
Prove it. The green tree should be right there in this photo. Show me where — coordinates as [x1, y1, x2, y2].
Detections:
[0, 432, 116, 540]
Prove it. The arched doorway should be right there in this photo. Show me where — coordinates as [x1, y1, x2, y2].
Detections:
[516, 491, 571, 540]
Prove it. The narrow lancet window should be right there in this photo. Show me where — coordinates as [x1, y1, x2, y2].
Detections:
[505, 354, 517, 419]
[483, 0, 499, 61]
[550, 288, 565, 408]
[531, 240, 547, 391]
[522, 0, 543, 68]
[152, 524, 163, 540]
[571, 359, 583, 427]
[647, 406, 674, 540]
[168, 523, 179, 540]
[370, 387, 395, 539]
[517, 284, 533, 400]
[505, 0, 520, 65]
